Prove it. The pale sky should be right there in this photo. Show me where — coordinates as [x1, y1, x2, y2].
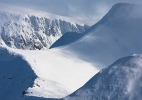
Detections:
[0, 0, 141, 25]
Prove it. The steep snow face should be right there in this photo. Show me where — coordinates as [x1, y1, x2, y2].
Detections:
[65, 55, 142, 100]
[0, 47, 36, 100]
[62, 3, 142, 68]
[0, 4, 88, 50]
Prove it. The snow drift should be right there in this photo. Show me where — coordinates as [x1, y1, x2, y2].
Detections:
[65, 54, 142, 100]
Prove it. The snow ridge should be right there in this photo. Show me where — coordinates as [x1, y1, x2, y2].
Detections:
[62, 3, 142, 68]
[0, 4, 88, 50]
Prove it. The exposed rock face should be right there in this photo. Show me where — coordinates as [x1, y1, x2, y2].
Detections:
[0, 9, 89, 50]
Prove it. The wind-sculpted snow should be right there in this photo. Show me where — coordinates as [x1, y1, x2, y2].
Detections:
[63, 3, 142, 68]
[65, 55, 142, 100]
[0, 5, 88, 50]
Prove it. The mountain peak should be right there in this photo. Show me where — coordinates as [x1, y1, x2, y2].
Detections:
[113, 2, 135, 7]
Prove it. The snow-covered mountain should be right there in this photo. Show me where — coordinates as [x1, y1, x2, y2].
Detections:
[1, 2, 142, 100]
[0, 4, 89, 50]
[65, 54, 142, 100]
[62, 3, 142, 68]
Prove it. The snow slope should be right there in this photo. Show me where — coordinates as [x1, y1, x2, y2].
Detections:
[61, 3, 142, 69]
[0, 4, 88, 50]
[0, 39, 98, 98]
[50, 32, 85, 49]
[0, 48, 36, 100]
[65, 54, 142, 100]
[0, 47, 72, 100]
[4, 45, 98, 93]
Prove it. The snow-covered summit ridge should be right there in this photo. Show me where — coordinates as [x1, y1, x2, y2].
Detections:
[62, 3, 142, 68]
[65, 54, 142, 100]
[0, 4, 89, 50]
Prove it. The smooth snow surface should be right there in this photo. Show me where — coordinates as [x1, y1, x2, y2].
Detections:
[0, 43, 98, 99]
[65, 55, 142, 100]
[7, 46, 98, 92]
[50, 32, 86, 49]
[62, 3, 142, 69]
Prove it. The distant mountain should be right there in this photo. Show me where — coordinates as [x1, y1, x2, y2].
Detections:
[0, 4, 88, 50]
[65, 54, 142, 100]
[63, 3, 142, 68]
